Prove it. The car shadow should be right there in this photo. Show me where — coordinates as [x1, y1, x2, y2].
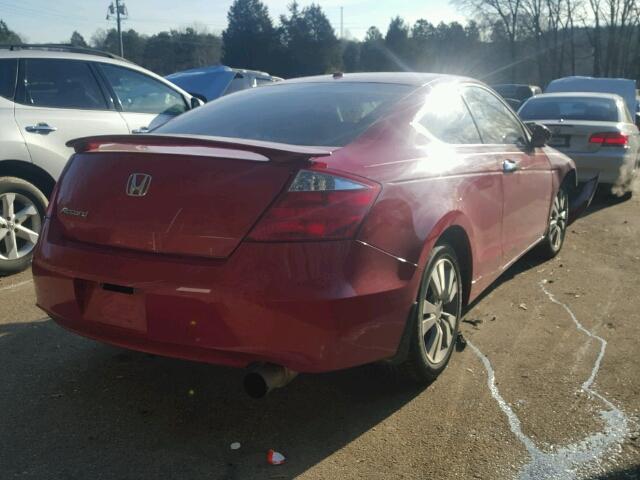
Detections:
[576, 185, 633, 220]
[0, 318, 424, 479]
[463, 249, 549, 316]
[464, 184, 632, 315]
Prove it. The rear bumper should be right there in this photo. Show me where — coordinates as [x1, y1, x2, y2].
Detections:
[33, 222, 419, 373]
[559, 149, 637, 184]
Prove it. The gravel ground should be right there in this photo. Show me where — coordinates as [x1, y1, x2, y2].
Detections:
[0, 191, 638, 480]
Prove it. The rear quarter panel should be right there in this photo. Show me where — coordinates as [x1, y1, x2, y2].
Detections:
[325, 121, 504, 302]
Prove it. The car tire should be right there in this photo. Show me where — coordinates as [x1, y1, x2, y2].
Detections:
[398, 244, 463, 384]
[536, 186, 569, 259]
[0, 177, 48, 275]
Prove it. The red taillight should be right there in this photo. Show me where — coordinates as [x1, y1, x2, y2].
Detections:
[589, 132, 629, 146]
[248, 168, 381, 241]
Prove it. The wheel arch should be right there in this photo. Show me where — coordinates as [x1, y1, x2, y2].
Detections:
[387, 221, 474, 366]
[417, 211, 475, 308]
[435, 225, 473, 308]
[560, 167, 577, 191]
[0, 160, 56, 198]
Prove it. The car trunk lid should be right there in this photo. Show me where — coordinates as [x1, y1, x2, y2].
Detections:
[55, 135, 333, 258]
[541, 120, 623, 153]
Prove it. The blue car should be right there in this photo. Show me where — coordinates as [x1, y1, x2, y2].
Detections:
[166, 65, 282, 103]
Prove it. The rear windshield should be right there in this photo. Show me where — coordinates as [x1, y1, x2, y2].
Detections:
[519, 96, 620, 122]
[156, 82, 413, 146]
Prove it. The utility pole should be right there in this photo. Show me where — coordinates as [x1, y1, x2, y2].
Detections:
[340, 7, 343, 39]
[106, 0, 128, 57]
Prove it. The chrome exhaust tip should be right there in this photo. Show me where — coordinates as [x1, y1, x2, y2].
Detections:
[243, 364, 298, 399]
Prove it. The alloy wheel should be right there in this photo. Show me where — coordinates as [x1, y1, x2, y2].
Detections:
[549, 190, 568, 251]
[0, 192, 42, 261]
[420, 258, 460, 365]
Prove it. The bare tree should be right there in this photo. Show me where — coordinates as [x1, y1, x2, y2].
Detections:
[521, 0, 546, 82]
[584, 0, 637, 77]
[456, 0, 523, 81]
[565, 0, 580, 75]
[584, 0, 603, 75]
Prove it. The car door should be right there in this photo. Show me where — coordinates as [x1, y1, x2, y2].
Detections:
[96, 63, 189, 133]
[414, 85, 504, 287]
[13, 58, 129, 179]
[462, 85, 552, 266]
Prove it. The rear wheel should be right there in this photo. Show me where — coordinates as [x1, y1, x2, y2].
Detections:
[399, 244, 462, 384]
[537, 187, 569, 259]
[0, 177, 47, 275]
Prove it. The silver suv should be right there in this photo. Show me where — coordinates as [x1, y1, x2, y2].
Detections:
[0, 45, 201, 274]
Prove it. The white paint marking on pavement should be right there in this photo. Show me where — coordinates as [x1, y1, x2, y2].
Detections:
[467, 281, 629, 480]
[0, 279, 33, 292]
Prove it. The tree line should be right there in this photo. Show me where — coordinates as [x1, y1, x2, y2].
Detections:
[1, 0, 638, 86]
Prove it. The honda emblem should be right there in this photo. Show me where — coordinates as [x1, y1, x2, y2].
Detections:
[126, 173, 152, 197]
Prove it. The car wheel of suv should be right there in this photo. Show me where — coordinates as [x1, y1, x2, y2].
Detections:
[537, 187, 569, 259]
[0, 177, 48, 275]
[399, 244, 462, 384]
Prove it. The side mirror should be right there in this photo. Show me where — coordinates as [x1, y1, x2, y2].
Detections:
[527, 122, 552, 148]
[635, 113, 640, 129]
[190, 95, 206, 109]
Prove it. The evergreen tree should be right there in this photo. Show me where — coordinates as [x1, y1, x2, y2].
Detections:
[279, 2, 340, 77]
[70, 31, 88, 47]
[0, 20, 21, 44]
[222, 0, 279, 72]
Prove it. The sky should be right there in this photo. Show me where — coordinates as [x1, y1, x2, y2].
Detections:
[1, 0, 468, 44]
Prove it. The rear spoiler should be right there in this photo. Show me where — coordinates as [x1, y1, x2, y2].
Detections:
[66, 134, 334, 163]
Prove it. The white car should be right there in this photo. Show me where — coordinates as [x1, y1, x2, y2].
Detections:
[546, 76, 638, 122]
[0, 45, 202, 274]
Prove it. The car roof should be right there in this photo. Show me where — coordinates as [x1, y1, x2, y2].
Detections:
[0, 48, 127, 64]
[280, 72, 473, 87]
[529, 92, 624, 100]
[493, 83, 538, 88]
[166, 65, 233, 78]
[166, 65, 272, 79]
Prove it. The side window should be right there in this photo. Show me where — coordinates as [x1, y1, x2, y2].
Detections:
[22, 59, 107, 110]
[415, 87, 482, 144]
[224, 74, 254, 95]
[619, 101, 632, 123]
[0, 59, 17, 100]
[100, 63, 187, 116]
[255, 77, 273, 86]
[463, 86, 528, 145]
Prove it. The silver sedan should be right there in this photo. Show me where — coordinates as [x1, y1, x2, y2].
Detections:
[519, 92, 640, 191]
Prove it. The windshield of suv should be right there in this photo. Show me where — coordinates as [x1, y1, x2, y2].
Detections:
[156, 82, 412, 146]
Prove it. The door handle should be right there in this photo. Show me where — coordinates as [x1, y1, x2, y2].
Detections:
[132, 126, 150, 134]
[502, 159, 520, 173]
[25, 122, 57, 134]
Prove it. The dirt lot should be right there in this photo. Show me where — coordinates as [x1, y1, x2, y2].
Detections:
[0, 191, 638, 480]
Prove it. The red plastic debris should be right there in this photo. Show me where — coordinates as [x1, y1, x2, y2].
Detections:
[267, 449, 286, 465]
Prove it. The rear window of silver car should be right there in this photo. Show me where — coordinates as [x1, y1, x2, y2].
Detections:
[156, 82, 413, 147]
[519, 96, 621, 122]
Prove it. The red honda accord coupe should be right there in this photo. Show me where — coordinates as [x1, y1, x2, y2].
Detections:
[33, 73, 591, 397]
